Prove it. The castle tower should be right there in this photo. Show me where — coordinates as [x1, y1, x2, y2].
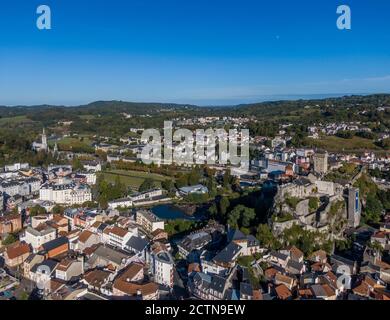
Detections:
[313, 151, 328, 174]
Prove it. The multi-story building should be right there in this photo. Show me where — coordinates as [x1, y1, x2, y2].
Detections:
[55, 257, 84, 281]
[39, 183, 92, 205]
[25, 177, 42, 194]
[265, 159, 295, 174]
[188, 272, 229, 300]
[178, 231, 212, 261]
[4, 163, 29, 172]
[107, 226, 134, 250]
[23, 224, 57, 252]
[112, 263, 159, 300]
[0, 213, 22, 235]
[4, 242, 31, 268]
[0, 181, 21, 197]
[150, 243, 174, 288]
[82, 160, 102, 172]
[131, 189, 163, 202]
[136, 210, 164, 234]
[108, 197, 133, 210]
[63, 208, 100, 229]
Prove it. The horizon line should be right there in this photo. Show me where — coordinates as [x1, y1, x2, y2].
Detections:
[2, 92, 390, 108]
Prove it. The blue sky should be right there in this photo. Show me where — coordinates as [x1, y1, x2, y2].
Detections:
[0, 0, 389, 106]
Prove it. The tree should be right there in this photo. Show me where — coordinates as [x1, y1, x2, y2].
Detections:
[72, 157, 83, 171]
[364, 194, 383, 224]
[223, 170, 232, 188]
[188, 168, 202, 186]
[219, 196, 230, 218]
[19, 292, 30, 300]
[206, 177, 217, 198]
[139, 178, 155, 192]
[368, 240, 384, 254]
[2, 234, 17, 245]
[208, 203, 218, 218]
[82, 201, 97, 208]
[241, 206, 256, 227]
[29, 205, 46, 217]
[114, 176, 126, 195]
[377, 138, 390, 149]
[378, 189, 390, 210]
[96, 176, 127, 208]
[308, 197, 319, 211]
[256, 224, 279, 249]
[161, 179, 175, 192]
[228, 205, 256, 229]
[227, 208, 241, 229]
[186, 193, 209, 204]
[175, 174, 188, 189]
[52, 205, 65, 215]
[335, 239, 352, 252]
[336, 130, 354, 139]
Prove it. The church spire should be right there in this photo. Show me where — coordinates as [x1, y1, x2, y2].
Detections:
[42, 127, 48, 151]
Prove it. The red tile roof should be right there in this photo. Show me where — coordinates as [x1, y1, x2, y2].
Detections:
[78, 230, 94, 244]
[275, 284, 292, 300]
[6, 242, 31, 260]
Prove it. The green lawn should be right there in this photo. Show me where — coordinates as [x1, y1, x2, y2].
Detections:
[0, 115, 32, 125]
[58, 136, 93, 144]
[304, 136, 380, 152]
[99, 169, 171, 190]
[55, 137, 94, 152]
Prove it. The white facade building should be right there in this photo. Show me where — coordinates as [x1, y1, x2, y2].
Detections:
[23, 225, 57, 252]
[4, 163, 29, 172]
[136, 210, 165, 234]
[151, 249, 174, 288]
[107, 226, 136, 250]
[39, 183, 92, 205]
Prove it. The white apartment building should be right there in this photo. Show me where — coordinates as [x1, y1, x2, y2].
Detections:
[131, 189, 163, 202]
[39, 183, 92, 205]
[82, 161, 102, 172]
[136, 210, 165, 234]
[4, 163, 29, 172]
[82, 172, 97, 185]
[150, 247, 174, 288]
[23, 225, 57, 252]
[107, 226, 136, 250]
[108, 198, 133, 210]
[55, 258, 84, 282]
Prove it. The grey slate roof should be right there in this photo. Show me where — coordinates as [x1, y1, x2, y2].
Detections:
[125, 236, 148, 252]
[213, 242, 242, 264]
[287, 260, 304, 272]
[41, 236, 68, 252]
[209, 275, 227, 294]
[31, 259, 58, 273]
[310, 284, 327, 298]
[270, 250, 289, 261]
[90, 245, 130, 265]
[240, 282, 253, 297]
